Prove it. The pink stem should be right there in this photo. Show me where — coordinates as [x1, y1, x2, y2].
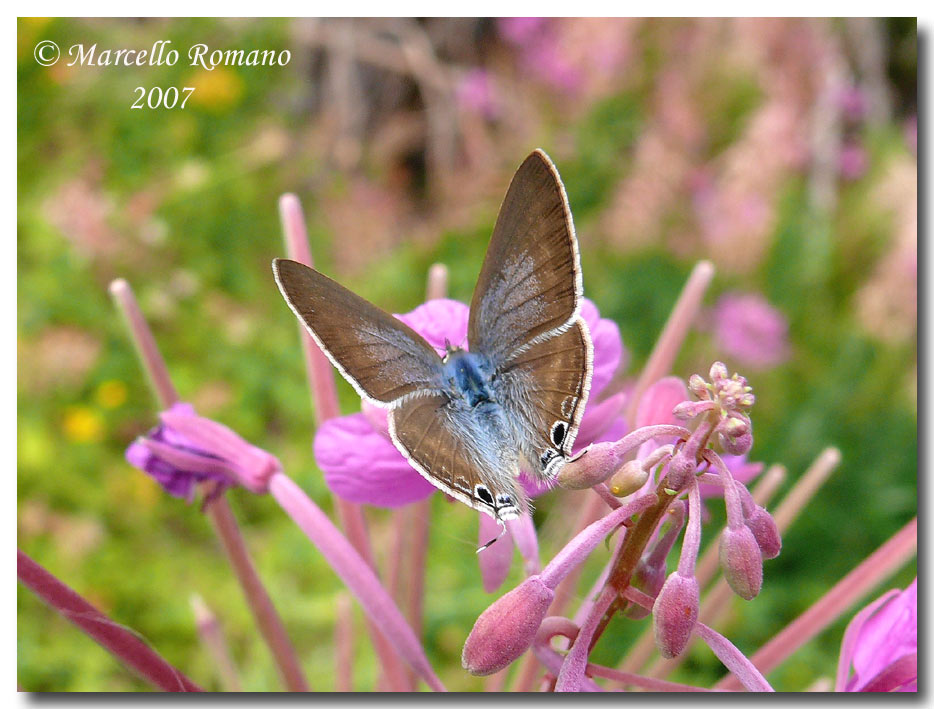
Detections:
[109, 279, 179, 407]
[586, 664, 719, 691]
[334, 594, 354, 692]
[110, 277, 309, 691]
[623, 261, 714, 424]
[206, 497, 310, 691]
[191, 594, 242, 691]
[677, 481, 702, 576]
[278, 194, 408, 688]
[406, 499, 431, 639]
[18, 550, 202, 692]
[715, 517, 917, 690]
[268, 472, 446, 692]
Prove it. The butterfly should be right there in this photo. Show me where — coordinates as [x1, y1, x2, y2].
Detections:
[274, 150, 593, 528]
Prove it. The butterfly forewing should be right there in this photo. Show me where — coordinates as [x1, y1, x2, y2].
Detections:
[496, 319, 593, 480]
[468, 149, 582, 367]
[274, 258, 442, 406]
[389, 393, 525, 519]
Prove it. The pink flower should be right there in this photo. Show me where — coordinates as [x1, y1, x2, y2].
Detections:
[839, 142, 868, 180]
[126, 402, 281, 499]
[712, 292, 790, 369]
[314, 298, 626, 508]
[456, 69, 500, 120]
[836, 578, 917, 692]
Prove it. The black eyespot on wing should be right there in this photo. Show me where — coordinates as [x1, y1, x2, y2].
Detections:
[551, 421, 567, 447]
[475, 485, 495, 506]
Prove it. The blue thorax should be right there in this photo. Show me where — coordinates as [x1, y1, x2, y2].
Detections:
[442, 349, 495, 407]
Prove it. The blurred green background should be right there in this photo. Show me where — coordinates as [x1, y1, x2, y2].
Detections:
[18, 18, 916, 691]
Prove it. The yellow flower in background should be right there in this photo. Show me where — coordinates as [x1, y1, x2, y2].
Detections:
[186, 67, 244, 111]
[63, 406, 104, 443]
[95, 380, 127, 409]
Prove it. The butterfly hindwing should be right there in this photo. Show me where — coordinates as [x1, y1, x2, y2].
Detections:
[273, 258, 442, 406]
[495, 318, 593, 481]
[468, 149, 582, 367]
[389, 392, 525, 520]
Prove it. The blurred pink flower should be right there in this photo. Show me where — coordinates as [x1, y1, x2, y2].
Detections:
[314, 298, 627, 507]
[838, 86, 868, 122]
[456, 69, 500, 120]
[839, 143, 868, 180]
[497, 17, 547, 46]
[712, 292, 790, 369]
[836, 578, 917, 692]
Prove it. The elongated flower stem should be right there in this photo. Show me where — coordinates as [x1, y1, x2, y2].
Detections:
[109, 278, 310, 692]
[205, 496, 311, 691]
[18, 550, 202, 692]
[268, 472, 446, 692]
[623, 261, 715, 424]
[715, 516, 917, 690]
[279, 194, 409, 688]
[334, 593, 355, 692]
[190, 594, 242, 691]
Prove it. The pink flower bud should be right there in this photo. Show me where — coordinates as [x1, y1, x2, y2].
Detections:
[652, 571, 699, 658]
[719, 429, 753, 456]
[745, 506, 782, 559]
[557, 442, 621, 489]
[672, 400, 715, 420]
[688, 373, 709, 399]
[719, 525, 764, 600]
[709, 361, 729, 385]
[608, 459, 649, 497]
[461, 576, 554, 676]
[666, 452, 696, 490]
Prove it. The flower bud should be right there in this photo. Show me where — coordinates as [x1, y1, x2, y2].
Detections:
[709, 361, 729, 385]
[673, 400, 714, 420]
[719, 429, 753, 456]
[608, 459, 649, 497]
[557, 442, 620, 490]
[462, 576, 554, 676]
[719, 525, 763, 600]
[744, 506, 782, 559]
[688, 373, 709, 399]
[665, 452, 696, 490]
[626, 557, 667, 619]
[652, 571, 699, 658]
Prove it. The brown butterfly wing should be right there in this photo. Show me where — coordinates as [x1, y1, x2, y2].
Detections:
[274, 258, 442, 405]
[467, 150, 582, 366]
[388, 393, 526, 520]
[495, 319, 593, 481]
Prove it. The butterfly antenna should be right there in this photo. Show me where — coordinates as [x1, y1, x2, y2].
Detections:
[476, 517, 507, 553]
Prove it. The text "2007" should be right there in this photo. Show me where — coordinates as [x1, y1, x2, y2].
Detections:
[131, 86, 195, 109]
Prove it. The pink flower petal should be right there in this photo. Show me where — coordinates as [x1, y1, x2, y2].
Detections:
[395, 298, 470, 356]
[314, 414, 435, 507]
[580, 299, 625, 397]
[478, 513, 513, 593]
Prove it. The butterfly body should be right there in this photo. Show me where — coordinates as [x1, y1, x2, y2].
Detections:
[275, 149, 593, 523]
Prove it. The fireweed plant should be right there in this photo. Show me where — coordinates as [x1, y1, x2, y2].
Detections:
[18, 194, 916, 692]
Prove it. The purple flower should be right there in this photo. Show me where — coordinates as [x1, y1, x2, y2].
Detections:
[712, 292, 790, 369]
[126, 402, 281, 500]
[836, 578, 917, 692]
[314, 297, 626, 508]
